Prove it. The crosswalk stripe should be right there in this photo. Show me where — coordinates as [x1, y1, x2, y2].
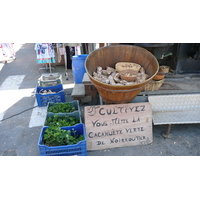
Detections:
[0, 63, 4, 71]
[0, 75, 26, 90]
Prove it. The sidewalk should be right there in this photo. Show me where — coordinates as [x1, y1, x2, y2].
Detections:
[0, 43, 200, 156]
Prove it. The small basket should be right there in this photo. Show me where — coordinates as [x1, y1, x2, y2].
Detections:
[159, 65, 170, 73]
[115, 62, 141, 72]
[142, 79, 164, 91]
[119, 69, 138, 82]
[153, 72, 165, 81]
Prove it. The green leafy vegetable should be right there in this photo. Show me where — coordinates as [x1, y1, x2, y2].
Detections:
[43, 126, 84, 147]
[48, 103, 77, 113]
[45, 115, 80, 127]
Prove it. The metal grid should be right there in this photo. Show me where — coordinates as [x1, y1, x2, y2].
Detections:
[148, 94, 200, 125]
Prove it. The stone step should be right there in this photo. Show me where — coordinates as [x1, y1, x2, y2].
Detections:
[82, 73, 92, 85]
[71, 84, 85, 98]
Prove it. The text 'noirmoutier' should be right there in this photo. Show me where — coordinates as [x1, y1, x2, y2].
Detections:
[96, 135, 147, 146]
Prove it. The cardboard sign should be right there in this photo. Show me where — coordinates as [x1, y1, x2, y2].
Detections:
[84, 102, 152, 151]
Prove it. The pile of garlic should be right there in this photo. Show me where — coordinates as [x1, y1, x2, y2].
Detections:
[92, 63, 149, 86]
[39, 89, 56, 94]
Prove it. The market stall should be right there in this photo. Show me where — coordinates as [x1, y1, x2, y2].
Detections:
[35, 43, 200, 155]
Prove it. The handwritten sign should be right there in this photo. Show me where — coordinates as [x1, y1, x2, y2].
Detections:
[84, 102, 152, 151]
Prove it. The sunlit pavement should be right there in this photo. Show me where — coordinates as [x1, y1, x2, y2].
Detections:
[0, 43, 74, 156]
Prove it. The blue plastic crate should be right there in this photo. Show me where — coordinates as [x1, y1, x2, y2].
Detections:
[47, 100, 80, 114]
[44, 111, 82, 126]
[36, 84, 65, 107]
[38, 123, 87, 156]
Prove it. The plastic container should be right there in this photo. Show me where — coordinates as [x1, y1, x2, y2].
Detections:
[72, 54, 88, 83]
[47, 101, 80, 115]
[38, 123, 87, 156]
[85, 45, 159, 104]
[38, 73, 62, 87]
[42, 73, 61, 81]
[38, 78, 61, 87]
[44, 111, 82, 126]
[36, 84, 65, 107]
